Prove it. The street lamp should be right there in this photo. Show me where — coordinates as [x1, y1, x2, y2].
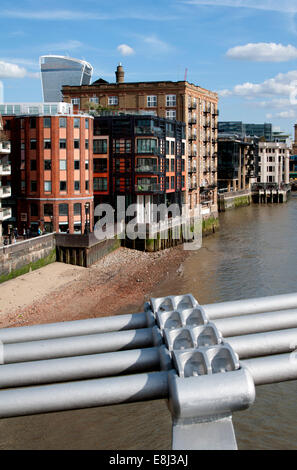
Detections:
[84, 202, 90, 234]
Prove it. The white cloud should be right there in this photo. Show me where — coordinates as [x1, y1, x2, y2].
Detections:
[0, 60, 39, 79]
[266, 110, 297, 119]
[220, 70, 297, 98]
[181, 0, 297, 13]
[143, 35, 172, 53]
[226, 43, 297, 62]
[0, 61, 27, 78]
[117, 44, 135, 56]
[45, 40, 83, 51]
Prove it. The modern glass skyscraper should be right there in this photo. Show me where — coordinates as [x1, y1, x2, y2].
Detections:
[40, 55, 93, 102]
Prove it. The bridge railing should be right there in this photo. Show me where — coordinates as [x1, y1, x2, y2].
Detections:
[0, 291, 297, 450]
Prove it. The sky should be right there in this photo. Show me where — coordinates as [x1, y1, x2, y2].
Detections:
[1, 0, 297, 136]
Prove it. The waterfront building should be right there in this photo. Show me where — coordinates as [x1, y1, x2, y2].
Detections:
[0, 115, 11, 242]
[258, 141, 290, 186]
[217, 134, 258, 192]
[1, 104, 93, 234]
[218, 121, 273, 141]
[92, 114, 186, 224]
[62, 64, 219, 220]
[289, 155, 297, 180]
[40, 56, 93, 102]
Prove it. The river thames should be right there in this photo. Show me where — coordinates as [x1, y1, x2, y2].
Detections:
[0, 196, 296, 450]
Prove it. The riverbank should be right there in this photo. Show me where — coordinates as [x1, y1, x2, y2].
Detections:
[0, 245, 189, 329]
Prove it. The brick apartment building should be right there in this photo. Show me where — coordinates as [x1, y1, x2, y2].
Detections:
[62, 64, 219, 219]
[0, 115, 12, 242]
[92, 114, 186, 223]
[1, 103, 93, 234]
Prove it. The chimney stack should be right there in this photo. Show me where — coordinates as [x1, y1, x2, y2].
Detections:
[116, 63, 124, 84]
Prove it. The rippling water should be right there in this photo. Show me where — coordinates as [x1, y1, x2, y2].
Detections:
[0, 198, 296, 450]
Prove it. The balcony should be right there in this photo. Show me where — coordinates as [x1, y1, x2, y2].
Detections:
[135, 183, 161, 193]
[0, 142, 11, 154]
[0, 163, 11, 176]
[188, 134, 197, 142]
[188, 102, 197, 110]
[135, 165, 158, 174]
[188, 166, 197, 174]
[0, 185, 11, 198]
[0, 207, 12, 222]
[188, 118, 197, 125]
[212, 110, 219, 117]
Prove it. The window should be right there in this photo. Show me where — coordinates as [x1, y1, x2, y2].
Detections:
[44, 204, 53, 217]
[74, 203, 81, 215]
[74, 160, 80, 170]
[147, 95, 157, 107]
[93, 177, 108, 191]
[166, 95, 176, 107]
[94, 158, 108, 172]
[30, 160, 37, 171]
[85, 139, 89, 150]
[30, 118, 36, 129]
[182, 159, 185, 172]
[74, 181, 80, 191]
[137, 138, 158, 153]
[30, 139, 37, 150]
[182, 142, 185, 155]
[166, 110, 176, 119]
[44, 160, 51, 170]
[71, 98, 80, 106]
[85, 160, 89, 170]
[85, 119, 89, 129]
[44, 181, 52, 192]
[59, 160, 67, 170]
[93, 139, 107, 154]
[43, 117, 51, 128]
[171, 176, 175, 189]
[59, 203, 68, 216]
[85, 180, 89, 191]
[30, 180, 37, 192]
[108, 96, 118, 106]
[166, 159, 170, 172]
[60, 181, 67, 191]
[89, 97, 99, 104]
[74, 139, 80, 149]
[166, 176, 170, 189]
[171, 141, 175, 155]
[74, 118, 80, 128]
[166, 141, 170, 155]
[30, 203, 38, 216]
[60, 139, 66, 149]
[44, 139, 51, 149]
[59, 117, 67, 128]
[171, 159, 175, 172]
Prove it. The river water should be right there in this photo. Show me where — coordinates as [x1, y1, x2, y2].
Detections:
[0, 197, 297, 450]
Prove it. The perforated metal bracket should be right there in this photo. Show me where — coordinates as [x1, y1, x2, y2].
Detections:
[147, 293, 256, 450]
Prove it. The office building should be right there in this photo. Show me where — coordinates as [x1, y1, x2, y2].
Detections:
[0, 115, 12, 242]
[62, 64, 219, 219]
[2, 105, 93, 234]
[258, 142, 290, 186]
[40, 55, 93, 102]
[217, 134, 258, 192]
[218, 121, 272, 141]
[92, 114, 186, 223]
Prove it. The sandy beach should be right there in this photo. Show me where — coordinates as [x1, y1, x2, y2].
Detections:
[0, 245, 189, 328]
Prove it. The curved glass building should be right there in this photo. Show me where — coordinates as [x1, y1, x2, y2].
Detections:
[40, 55, 93, 102]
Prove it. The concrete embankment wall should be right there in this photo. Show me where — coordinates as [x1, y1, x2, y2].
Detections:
[0, 233, 56, 283]
[218, 190, 252, 212]
[55, 233, 121, 267]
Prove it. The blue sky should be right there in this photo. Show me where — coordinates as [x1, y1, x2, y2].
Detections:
[1, 0, 297, 136]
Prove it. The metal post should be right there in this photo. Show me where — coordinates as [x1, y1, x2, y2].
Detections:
[0, 371, 169, 419]
[241, 353, 297, 385]
[203, 292, 297, 319]
[0, 312, 151, 344]
[214, 308, 297, 337]
[0, 347, 162, 389]
[226, 328, 297, 359]
[2, 327, 162, 364]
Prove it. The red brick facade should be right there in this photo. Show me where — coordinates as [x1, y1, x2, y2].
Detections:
[3, 114, 93, 234]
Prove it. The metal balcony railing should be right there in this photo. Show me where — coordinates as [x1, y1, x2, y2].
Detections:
[0, 207, 12, 221]
[0, 185, 11, 198]
[135, 165, 158, 173]
[0, 164, 11, 176]
[135, 183, 161, 193]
